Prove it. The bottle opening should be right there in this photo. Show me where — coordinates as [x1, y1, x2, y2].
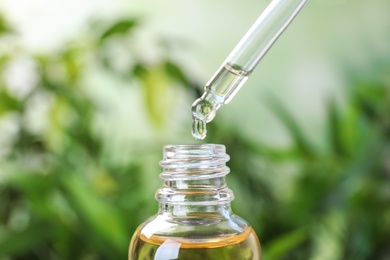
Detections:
[157, 144, 233, 205]
[160, 144, 230, 181]
[163, 144, 227, 159]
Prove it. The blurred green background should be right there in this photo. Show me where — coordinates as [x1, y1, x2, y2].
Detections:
[1, 0, 390, 259]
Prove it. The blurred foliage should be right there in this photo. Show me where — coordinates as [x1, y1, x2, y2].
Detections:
[0, 14, 194, 260]
[206, 75, 390, 259]
[0, 11, 390, 260]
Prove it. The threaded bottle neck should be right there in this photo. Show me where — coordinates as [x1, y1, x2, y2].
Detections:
[156, 144, 234, 206]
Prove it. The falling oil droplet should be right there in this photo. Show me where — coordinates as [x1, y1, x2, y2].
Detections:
[192, 118, 207, 140]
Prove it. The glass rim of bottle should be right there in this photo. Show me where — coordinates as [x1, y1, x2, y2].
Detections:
[162, 144, 227, 159]
[160, 144, 230, 180]
[157, 143, 234, 205]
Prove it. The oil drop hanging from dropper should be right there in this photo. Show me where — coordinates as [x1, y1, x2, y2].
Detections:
[191, 0, 308, 140]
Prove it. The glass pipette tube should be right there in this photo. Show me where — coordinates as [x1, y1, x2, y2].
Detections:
[192, 0, 308, 140]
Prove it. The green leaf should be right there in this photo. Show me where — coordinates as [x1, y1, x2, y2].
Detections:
[326, 98, 346, 156]
[60, 46, 83, 83]
[265, 95, 315, 157]
[138, 65, 174, 128]
[61, 173, 128, 257]
[99, 19, 137, 41]
[0, 87, 22, 115]
[265, 229, 307, 259]
[163, 60, 191, 86]
[0, 223, 53, 255]
[0, 15, 13, 36]
[132, 63, 148, 78]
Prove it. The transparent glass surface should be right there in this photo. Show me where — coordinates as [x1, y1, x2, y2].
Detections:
[128, 144, 261, 260]
[191, 0, 308, 140]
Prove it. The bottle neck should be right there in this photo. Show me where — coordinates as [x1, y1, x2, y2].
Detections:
[156, 144, 234, 217]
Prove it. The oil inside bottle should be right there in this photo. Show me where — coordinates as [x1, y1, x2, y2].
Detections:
[129, 226, 261, 260]
[191, 63, 251, 140]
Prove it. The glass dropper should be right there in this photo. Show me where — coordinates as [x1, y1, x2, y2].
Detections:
[192, 0, 308, 140]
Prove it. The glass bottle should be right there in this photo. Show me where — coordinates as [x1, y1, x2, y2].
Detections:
[128, 144, 261, 260]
